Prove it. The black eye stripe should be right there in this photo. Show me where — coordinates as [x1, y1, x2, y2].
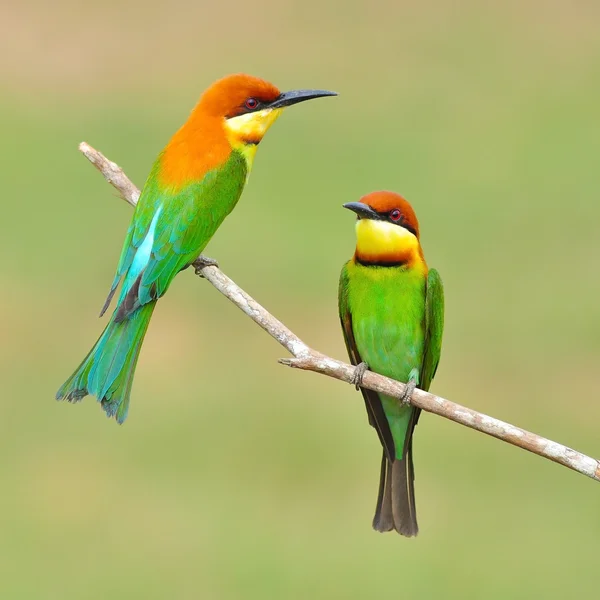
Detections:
[402, 223, 418, 236]
[225, 99, 266, 119]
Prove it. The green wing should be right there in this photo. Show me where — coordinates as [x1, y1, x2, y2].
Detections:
[103, 152, 247, 320]
[338, 263, 396, 461]
[129, 170, 222, 304]
[420, 268, 444, 392]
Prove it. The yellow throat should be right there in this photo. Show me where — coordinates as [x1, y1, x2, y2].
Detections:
[224, 108, 284, 172]
[355, 219, 425, 267]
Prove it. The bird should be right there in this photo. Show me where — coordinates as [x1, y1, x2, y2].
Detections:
[338, 191, 444, 536]
[57, 73, 337, 424]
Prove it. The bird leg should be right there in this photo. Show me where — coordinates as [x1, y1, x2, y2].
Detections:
[352, 362, 369, 390]
[400, 380, 416, 405]
[192, 255, 220, 278]
[400, 369, 419, 405]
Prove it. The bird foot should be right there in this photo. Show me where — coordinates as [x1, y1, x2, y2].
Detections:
[352, 362, 369, 390]
[193, 255, 220, 277]
[400, 380, 416, 405]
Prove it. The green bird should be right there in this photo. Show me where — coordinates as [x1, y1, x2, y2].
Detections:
[338, 190, 444, 536]
[56, 73, 336, 423]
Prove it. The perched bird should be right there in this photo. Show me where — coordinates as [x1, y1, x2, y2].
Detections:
[57, 74, 336, 423]
[338, 191, 444, 536]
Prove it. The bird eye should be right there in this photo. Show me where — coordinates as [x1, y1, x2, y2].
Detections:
[389, 209, 402, 221]
[245, 98, 259, 110]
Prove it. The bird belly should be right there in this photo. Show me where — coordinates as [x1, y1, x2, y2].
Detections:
[349, 268, 426, 383]
[348, 265, 426, 456]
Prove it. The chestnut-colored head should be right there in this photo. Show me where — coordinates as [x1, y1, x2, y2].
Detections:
[197, 73, 336, 146]
[162, 74, 336, 188]
[344, 191, 425, 268]
[199, 74, 282, 119]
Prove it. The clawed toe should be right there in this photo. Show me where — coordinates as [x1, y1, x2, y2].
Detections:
[193, 254, 219, 277]
[400, 380, 416, 405]
[352, 362, 369, 390]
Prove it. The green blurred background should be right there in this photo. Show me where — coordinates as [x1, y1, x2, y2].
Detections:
[2, 0, 599, 597]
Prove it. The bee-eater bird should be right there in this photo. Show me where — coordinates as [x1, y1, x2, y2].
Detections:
[338, 191, 444, 536]
[56, 73, 336, 424]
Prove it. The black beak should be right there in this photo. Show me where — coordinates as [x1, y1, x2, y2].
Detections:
[268, 89, 337, 109]
[343, 202, 381, 220]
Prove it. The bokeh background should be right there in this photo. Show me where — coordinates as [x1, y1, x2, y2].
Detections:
[2, 0, 600, 597]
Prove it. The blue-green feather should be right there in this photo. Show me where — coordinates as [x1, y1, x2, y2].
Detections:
[57, 150, 248, 422]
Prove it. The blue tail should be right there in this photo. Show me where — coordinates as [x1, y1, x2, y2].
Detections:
[56, 302, 156, 423]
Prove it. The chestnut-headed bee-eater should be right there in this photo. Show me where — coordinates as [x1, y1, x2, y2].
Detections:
[338, 191, 444, 536]
[57, 74, 336, 423]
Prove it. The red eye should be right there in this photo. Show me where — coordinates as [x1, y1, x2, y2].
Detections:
[245, 98, 258, 110]
[389, 209, 402, 221]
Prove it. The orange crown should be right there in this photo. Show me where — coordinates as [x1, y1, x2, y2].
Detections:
[361, 191, 420, 239]
[160, 74, 280, 188]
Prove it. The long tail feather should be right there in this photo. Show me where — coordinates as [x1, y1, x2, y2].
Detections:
[56, 302, 156, 423]
[372, 444, 418, 537]
[372, 451, 394, 531]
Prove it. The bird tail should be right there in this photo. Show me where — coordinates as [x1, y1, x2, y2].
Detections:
[372, 444, 418, 537]
[56, 302, 156, 423]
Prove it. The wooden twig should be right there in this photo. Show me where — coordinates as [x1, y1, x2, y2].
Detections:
[77, 141, 600, 483]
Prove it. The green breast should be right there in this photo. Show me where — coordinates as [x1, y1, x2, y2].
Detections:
[172, 149, 248, 250]
[346, 261, 427, 382]
[346, 261, 427, 457]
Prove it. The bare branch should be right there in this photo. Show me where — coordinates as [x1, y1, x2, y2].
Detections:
[79, 142, 140, 206]
[78, 141, 600, 484]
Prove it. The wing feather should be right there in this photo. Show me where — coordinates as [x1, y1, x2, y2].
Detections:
[421, 268, 445, 392]
[339, 264, 396, 462]
[103, 152, 246, 320]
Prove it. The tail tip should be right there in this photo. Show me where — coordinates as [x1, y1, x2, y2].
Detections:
[397, 523, 419, 537]
[55, 387, 88, 403]
[101, 397, 128, 424]
[372, 518, 419, 537]
[372, 515, 394, 533]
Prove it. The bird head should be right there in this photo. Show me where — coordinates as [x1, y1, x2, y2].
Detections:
[199, 73, 336, 158]
[160, 74, 336, 189]
[343, 191, 425, 267]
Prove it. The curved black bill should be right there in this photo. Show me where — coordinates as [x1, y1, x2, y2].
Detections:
[343, 202, 381, 220]
[268, 89, 337, 109]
